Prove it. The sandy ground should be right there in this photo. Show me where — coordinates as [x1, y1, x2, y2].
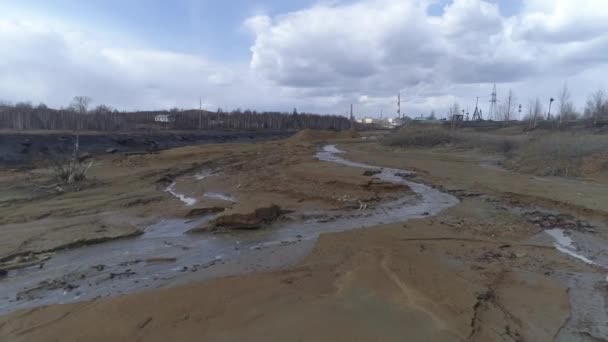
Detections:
[0, 132, 407, 270]
[1, 130, 607, 341]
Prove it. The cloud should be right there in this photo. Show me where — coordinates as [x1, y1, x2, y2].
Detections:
[515, 0, 608, 43]
[0, 15, 358, 113]
[245, 0, 608, 115]
[0, 18, 231, 110]
[2, 0, 608, 117]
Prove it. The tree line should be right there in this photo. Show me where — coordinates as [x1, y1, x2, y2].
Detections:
[438, 84, 608, 127]
[0, 97, 353, 131]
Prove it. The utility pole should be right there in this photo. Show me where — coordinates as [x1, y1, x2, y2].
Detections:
[506, 93, 512, 122]
[349, 104, 354, 121]
[397, 93, 401, 119]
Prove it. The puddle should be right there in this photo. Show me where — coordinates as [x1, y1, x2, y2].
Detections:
[0, 144, 458, 315]
[545, 229, 599, 266]
[537, 227, 608, 340]
[203, 192, 238, 203]
[165, 182, 197, 206]
[479, 159, 508, 172]
[194, 170, 220, 181]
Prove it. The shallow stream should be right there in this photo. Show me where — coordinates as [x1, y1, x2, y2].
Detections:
[0, 144, 459, 315]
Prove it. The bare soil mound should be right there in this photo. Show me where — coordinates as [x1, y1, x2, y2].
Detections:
[190, 205, 284, 232]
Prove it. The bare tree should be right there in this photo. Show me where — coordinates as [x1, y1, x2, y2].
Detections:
[558, 83, 576, 124]
[498, 89, 516, 121]
[526, 97, 544, 129]
[94, 104, 113, 114]
[585, 89, 606, 126]
[70, 96, 92, 114]
[15, 101, 33, 109]
[448, 103, 461, 118]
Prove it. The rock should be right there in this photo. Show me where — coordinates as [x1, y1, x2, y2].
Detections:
[185, 207, 225, 218]
[362, 180, 410, 193]
[363, 170, 381, 177]
[541, 220, 553, 228]
[114, 138, 133, 146]
[194, 205, 284, 231]
[395, 172, 416, 179]
[145, 257, 177, 263]
[109, 270, 136, 279]
[106, 148, 118, 154]
[92, 265, 106, 271]
[78, 152, 92, 162]
[124, 197, 162, 208]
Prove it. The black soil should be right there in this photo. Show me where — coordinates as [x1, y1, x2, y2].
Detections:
[0, 131, 294, 167]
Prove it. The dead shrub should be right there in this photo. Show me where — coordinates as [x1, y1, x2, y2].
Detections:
[509, 133, 608, 176]
[52, 135, 93, 184]
[383, 126, 456, 147]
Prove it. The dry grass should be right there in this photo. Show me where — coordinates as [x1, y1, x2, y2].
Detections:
[384, 125, 608, 177]
[383, 125, 522, 154]
[508, 133, 608, 176]
[382, 126, 456, 147]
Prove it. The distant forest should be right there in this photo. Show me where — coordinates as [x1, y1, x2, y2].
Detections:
[0, 100, 353, 131]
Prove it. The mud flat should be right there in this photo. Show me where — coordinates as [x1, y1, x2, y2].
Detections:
[1, 137, 607, 341]
[0, 144, 457, 315]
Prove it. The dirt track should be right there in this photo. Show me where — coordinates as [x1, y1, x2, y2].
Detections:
[1, 131, 607, 341]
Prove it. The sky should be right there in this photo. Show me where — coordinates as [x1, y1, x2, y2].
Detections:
[1, 0, 608, 118]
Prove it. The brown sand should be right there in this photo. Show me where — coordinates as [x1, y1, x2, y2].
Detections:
[2, 130, 607, 341]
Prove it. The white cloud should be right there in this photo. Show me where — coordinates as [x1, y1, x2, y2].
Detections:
[2, 0, 608, 118]
[245, 0, 608, 116]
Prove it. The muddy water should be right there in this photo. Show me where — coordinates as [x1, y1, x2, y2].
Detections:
[543, 228, 608, 341]
[0, 145, 458, 315]
[522, 214, 608, 341]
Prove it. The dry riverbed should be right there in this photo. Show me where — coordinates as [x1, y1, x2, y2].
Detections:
[1, 130, 607, 341]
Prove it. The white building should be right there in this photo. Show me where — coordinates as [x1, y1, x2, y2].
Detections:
[154, 114, 176, 123]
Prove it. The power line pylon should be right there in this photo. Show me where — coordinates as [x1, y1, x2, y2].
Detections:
[488, 84, 498, 120]
[472, 97, 482, 121]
